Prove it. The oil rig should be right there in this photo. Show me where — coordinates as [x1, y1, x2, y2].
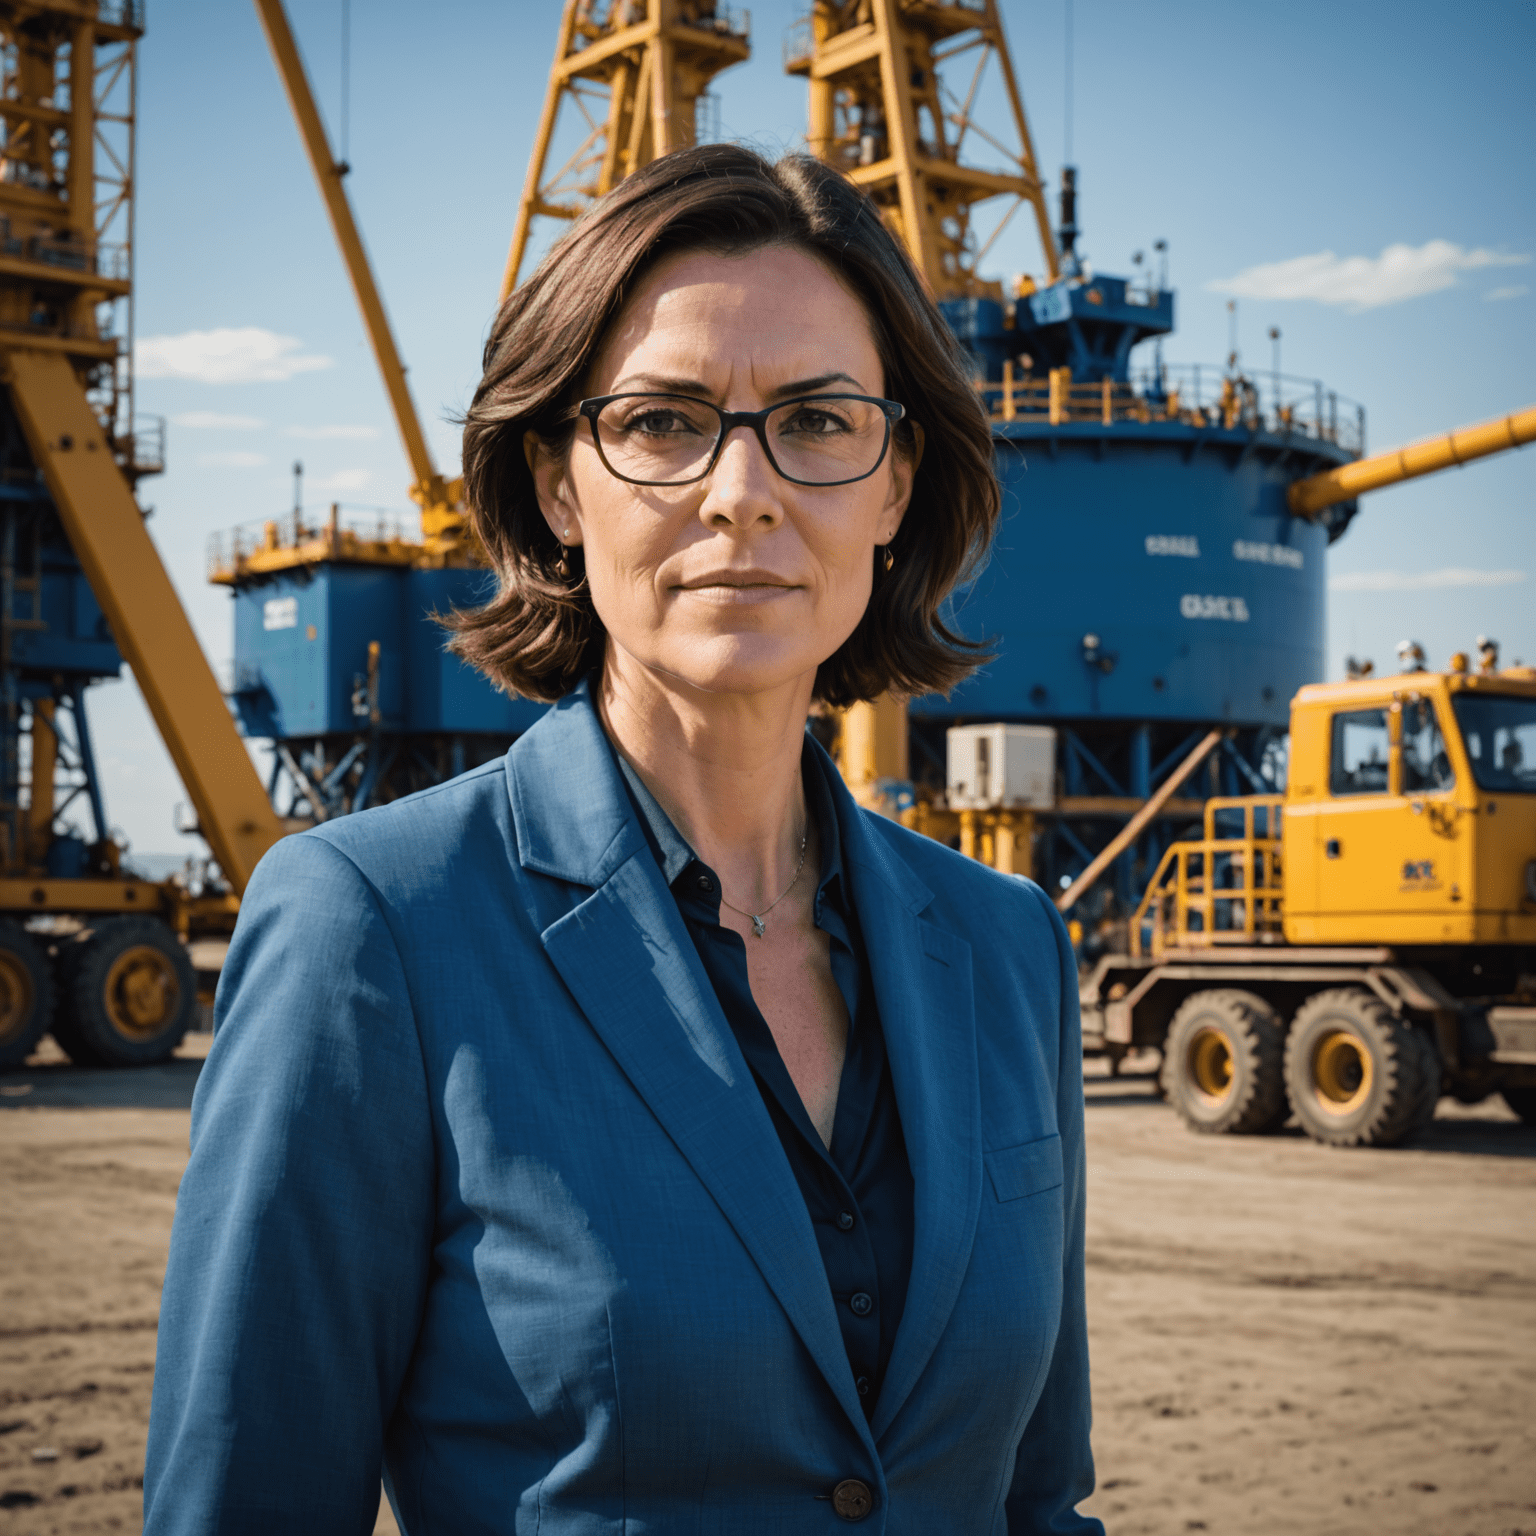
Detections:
[0, 0, 1528, 1073]
[223, 0, 1531, 934]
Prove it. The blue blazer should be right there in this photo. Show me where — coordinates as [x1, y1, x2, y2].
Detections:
[145, 685, 1102, 1535]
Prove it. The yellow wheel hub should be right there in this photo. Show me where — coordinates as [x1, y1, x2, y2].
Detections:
[1311, 1029, 1372, 1114]
[0, 953, 34, 1045]
[1188, 1026, 1234, 1101]
[103, 946, 179, 1039]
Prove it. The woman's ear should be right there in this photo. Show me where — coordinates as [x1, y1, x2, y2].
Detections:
[524, 428, 583, 546]
[879, 421, 923, 543]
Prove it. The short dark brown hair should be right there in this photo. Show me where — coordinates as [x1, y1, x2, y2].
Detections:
[448, 142, 999, 706]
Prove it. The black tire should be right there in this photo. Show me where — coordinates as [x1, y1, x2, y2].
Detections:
[0, 921, 55, 1069]
[1160, 989, 1288, 1135]
[1502, 1085, 1536, 1125]
[51, 917, 196, 1067]
[1404, 1024, 1444, 1134]
[1284, 988, 1437, 1147]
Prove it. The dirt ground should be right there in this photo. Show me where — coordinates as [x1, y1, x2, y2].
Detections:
[2, 1040, 1533, 1535]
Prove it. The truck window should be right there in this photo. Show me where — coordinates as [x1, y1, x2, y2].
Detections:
[1451, 694, 1536, 793]
[1400, 699, 1455, 793]
[1329, 709, 1389, 795]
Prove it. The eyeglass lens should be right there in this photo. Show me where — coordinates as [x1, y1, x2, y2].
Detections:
[591, 395, 889, 486]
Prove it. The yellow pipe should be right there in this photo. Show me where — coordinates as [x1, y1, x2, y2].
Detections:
[1288, 404, 1536, 518]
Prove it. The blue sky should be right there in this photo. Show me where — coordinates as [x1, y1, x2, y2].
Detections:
[94, 0, 1533, 855]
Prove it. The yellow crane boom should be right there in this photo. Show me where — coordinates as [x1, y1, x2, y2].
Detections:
[1288, 404, 1536, 518]
[252, 0, 464, 553]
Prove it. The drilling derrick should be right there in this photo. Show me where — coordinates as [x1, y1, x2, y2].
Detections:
[785, 2, 1059, 812]
[785, 0, 1056, 301]
[0, 2, 286, 1070]
[501, 0, 751, 299]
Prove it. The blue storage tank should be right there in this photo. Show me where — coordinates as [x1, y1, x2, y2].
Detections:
[899, 204, 1365, 918]
[223, 548, 546, 818]
[915, 418, 1344, 731]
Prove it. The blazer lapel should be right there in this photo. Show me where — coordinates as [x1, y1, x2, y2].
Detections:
[831, 770, 984, 1442]
[507, 688, 875, 1445]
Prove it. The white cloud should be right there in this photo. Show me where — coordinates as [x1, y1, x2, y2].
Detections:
[1330, 567, 1526, 593]
[172, 410, 266, 430]
[1485, 284, 1529, 302]
[196, 451, 268, 469]
[285, 423, 381, 440]
[307, 468, 372, 494]
[1209, 241, 1530, 311]
[135, 327, 333, 384]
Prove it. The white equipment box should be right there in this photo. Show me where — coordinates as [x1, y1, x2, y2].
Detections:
[946, 724, 1057, 810]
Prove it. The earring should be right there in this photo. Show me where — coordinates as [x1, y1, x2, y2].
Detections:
[555, 527, 573, 578]
[882, 545, 895, 572]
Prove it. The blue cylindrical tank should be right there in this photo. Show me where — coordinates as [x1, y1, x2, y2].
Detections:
[910, 418, 1355, 730]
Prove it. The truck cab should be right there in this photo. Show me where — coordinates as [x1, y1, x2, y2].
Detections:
[1283, 667, 1536, 946]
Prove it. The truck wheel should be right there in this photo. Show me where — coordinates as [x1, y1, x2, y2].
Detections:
[1161, 989, 1287, 1135]
[51, 918, 196, 1067]
[0, 922, 55, 1069]
[1284, 988, 1437, 1147]
[1502, 1086, 1536, 1125]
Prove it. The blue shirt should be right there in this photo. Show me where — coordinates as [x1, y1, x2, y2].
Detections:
[614, 740, 915, 1417]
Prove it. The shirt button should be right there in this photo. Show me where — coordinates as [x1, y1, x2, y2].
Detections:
[855, 1375, 871, 1397]
[695, 873, 713, 892]
[849, 1291, 874, 1317]
[832, 1478, 874, 1521]
[837, 1211, 855, 1231]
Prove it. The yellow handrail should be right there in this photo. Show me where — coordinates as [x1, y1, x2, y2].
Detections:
[1130, 796, 1284, 958]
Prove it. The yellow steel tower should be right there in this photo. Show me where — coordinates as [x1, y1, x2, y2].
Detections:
[785, 1, 1058, 807]
[0, 2, 286, 1069]
[0, 1, 282, 897]
[786, 0, 1056, 301]
[501, 0, 752, 300]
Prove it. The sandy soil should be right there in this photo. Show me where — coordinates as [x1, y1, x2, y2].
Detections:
[2, 1042, 1533, 1535]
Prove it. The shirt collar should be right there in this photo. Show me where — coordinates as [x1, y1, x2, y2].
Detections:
[612, 735, 848, 913]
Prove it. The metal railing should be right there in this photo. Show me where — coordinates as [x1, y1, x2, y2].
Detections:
[1131, 795, 1285, 958]
[979, 363, 1366, 452]
[589, 1, 748, 39]
[96, 0, 146, 26]
[207, 508, 416, 582]
[126, 416, 165, 476]
[0, 216, 131, 282]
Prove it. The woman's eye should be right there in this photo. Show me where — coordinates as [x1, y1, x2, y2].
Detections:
[623, 410, 699, 436]
[782, 408, 849, 435]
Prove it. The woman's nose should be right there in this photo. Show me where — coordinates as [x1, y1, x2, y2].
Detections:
[697, 425, 784, 530]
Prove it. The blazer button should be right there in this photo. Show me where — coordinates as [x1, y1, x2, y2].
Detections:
[849, 1291, 873, 1316]
[836, 1210, 855, 1231]
[832, 1478, 874, 1521]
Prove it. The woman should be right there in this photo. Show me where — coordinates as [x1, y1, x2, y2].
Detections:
[145, 144, 1102, 1535]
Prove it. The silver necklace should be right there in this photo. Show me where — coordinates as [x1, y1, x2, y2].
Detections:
[719, 828, 809, 938]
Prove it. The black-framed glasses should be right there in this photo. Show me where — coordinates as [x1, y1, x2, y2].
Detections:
[574, 392, 906, 487]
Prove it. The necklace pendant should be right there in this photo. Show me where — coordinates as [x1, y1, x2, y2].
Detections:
[750, 914, 766, 938]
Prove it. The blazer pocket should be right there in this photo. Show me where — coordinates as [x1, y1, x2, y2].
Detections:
[986, 1134, 1063, 1202]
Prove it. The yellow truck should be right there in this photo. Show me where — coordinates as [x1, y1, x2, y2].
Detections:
[1080, 660, 1536, 1145]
